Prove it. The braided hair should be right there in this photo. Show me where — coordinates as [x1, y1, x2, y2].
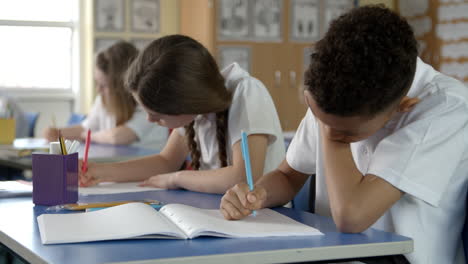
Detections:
[125, 35, 233, 169]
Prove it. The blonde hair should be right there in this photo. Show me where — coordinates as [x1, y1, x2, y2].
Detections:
[96, 41, 138, 125]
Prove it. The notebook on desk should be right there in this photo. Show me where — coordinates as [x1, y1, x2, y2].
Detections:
[0, 180, 33, 198]
[37, 202, 323, 244]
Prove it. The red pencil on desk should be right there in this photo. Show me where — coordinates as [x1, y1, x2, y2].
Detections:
[82, 129, 91, 173]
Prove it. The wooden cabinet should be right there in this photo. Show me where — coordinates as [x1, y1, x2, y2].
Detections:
[396, 0, 468, 85]
[181, 0, 355, 131]
[180, 0, 318, 131]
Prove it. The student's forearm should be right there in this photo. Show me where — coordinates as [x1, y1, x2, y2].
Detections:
[97, 154, 180, 182]
[321, 139, 366, 230]
[60, 125, 85, 141]
[173, 166, 246, 194]
[91, 126, 137, 145]
[256, 168, 304, 208]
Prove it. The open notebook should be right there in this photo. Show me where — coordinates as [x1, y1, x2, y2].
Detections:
[37, 203, 322, 244]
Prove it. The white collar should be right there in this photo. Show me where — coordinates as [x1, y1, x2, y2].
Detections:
[221, 62, 250, 91]
[406, 57, 438, 98]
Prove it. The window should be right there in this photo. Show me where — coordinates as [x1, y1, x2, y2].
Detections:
[0, 0, 78, 91]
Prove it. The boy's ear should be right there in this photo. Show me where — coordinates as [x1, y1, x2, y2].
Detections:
[303, 90, 313, 107]
[397, 96, 421, 113]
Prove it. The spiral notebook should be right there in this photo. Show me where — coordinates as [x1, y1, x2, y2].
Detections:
[37, 203, 322, 244]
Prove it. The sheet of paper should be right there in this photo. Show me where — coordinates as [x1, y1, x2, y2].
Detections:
[79, 182, 164, 196]
[437, 22, 468, 41]
[440, 62, 468, 80]
[441, 42, 468, 59]
[0, 180, 33, 198]
[438, 3, 468, 22]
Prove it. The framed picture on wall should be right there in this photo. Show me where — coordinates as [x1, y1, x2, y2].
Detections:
[218, 0, 250, 40]
[324, 0, 355, 33]
[290, 0, 320, 42]
[95, 0, 125, 32]
[130, 0, 160, 33]
[131, 38, 153, 51]
[251, 0, 282, 41]
[94, 38, 122, 53]
[218, 46, 251, 72]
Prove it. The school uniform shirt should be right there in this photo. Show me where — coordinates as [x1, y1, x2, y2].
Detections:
[286, 58, 468, 264]
[177, 62, 285, 173]
[82, 95, 168, 150]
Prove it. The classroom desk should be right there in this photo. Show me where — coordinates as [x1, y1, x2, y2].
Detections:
[0, 142, 158, 170]
[0, 190, 413, 264]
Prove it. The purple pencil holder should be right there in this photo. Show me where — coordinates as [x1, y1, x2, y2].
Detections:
[32, 152, 79, 206]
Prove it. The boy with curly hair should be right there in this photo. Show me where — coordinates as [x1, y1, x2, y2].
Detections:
[220, 5, 468, 264]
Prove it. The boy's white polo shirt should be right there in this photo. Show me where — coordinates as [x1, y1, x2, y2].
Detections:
[286, 58, 468, 264]
[82, 95, 168, 150]
[177, 63, 285, 174]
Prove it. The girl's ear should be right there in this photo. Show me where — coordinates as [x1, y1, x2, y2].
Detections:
[397, 96, 421, 113]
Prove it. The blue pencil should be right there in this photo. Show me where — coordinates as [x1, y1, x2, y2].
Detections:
[240, 131, 257, 216]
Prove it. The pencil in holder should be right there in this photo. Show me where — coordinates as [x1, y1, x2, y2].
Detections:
[32, 152, 79, 206]
[0, 118, 15, 144]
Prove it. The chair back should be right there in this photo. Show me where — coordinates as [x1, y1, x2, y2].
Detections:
[67, 113, 86, 126]
[292, 175, 315, 213]
[24, 112, 39, 137]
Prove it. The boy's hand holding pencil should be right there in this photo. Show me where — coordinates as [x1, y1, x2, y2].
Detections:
[220, 183, 267, 220]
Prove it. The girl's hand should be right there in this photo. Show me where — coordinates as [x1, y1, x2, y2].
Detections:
[220, 183, 267, 220]
[78, 160, 102, 187]
[138, 172, 179, 189]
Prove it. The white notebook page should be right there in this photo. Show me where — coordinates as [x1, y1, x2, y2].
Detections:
[38, 203, 185, 244]
[160, 204, 323, 239]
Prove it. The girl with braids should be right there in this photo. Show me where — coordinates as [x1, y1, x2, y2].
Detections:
[79, 35, 285, 194]
[43, 41, 168, 150]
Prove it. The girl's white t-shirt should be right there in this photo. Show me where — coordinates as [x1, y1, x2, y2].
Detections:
[286, 58, 468, 264]
[177, 63, 285, 174]
[82, 95, 168, 150]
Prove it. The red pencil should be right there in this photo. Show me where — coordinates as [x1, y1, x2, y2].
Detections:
[82, 129, 91, 173]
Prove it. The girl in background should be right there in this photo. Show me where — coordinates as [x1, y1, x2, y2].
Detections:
[43, 41, 168, 150]
[79, 35, 285, 194]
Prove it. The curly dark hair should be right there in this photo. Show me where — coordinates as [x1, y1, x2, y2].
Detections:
[305, 5, 418, 117]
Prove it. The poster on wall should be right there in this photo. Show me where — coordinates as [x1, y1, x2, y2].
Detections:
[95, 0, 125, 32]
[218, 46, 251, 72]
[218, 0, 250, 40]
[131, 0, 160, 33]
[95, 38, 121, 53]
[252, 0, 282, 41]
[324, 0, 354, 33]
[290, 0, 319, 42]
